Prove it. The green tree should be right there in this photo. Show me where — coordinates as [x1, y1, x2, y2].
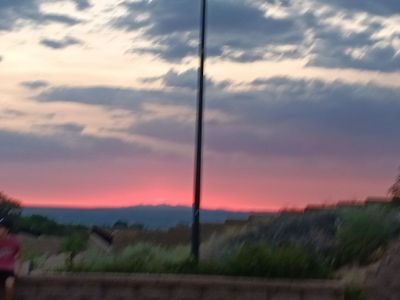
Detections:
[113, 220, 128, 229]
[16, 215, 63, 235]
[0, 191, 21, 218]
[62, 232, 88, 269]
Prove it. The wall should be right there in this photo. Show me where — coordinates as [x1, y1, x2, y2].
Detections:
[15, 274, 344, 300]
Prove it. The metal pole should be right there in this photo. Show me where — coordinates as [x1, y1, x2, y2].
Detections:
[192, 0, 207, 263]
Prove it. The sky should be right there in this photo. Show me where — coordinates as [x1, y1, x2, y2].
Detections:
[0, 0, 400, 211]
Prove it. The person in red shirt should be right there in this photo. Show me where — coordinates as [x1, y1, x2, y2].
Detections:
[0, 217, 21, 300]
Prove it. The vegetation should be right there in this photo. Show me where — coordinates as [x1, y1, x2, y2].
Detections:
[62, 232, 89, 269]
[334, 206, 399, 266]
[63, 198, 400, 280]
[21, 249, 43, 272]
[389, 168, 400, 205]
[3, 190, 400, 283]
[113, 220, 129, 229]
[14, 214, 88, 236]
[0, 191, 22, 218]
[69, 242, 330, 279]
[71, 244, 191, 274]
[112, 220, 144, 230]
[202, 243, 330, 279]
[1, 191, 88, 236]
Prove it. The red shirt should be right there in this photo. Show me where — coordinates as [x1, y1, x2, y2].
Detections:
[0, 236, 21, 271]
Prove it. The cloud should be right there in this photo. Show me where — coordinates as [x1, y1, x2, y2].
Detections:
[41, 13, 82, 26]
[303, 8, 400, 71]
[2, 0, 398, 71]
[111, 0, 400, 71]
[141, 69, 230, 90]
[0, 126, 152, 163]
[38, 86, 170, 107]
[40, 36, 83, 50]
[310, 43, 400, 72]
[317, 0, 400, 16]
[74, 0, 91, 10]
[205, 77, 400, 159]
[0, 0, 83, 32]
[3, 76, 399, 211]
[21, 80, 50, 90]
[114, 0, 302, 62]
[37, 81, 231, 126]
[32, 72, 400, 162]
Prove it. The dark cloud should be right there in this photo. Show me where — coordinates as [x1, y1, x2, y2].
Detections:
[41, 13, 81, 26]
[1, 0, 398, 71]
[21, 80, 50, 90]
[111, 0, 399, 71]
[74, 0, 91, 10]
[310, 44, 400, 72]
[40, 36, 82, 49]
[206, 77, 400, 158]
[114, 0, 302, 62]
[37, 85, 194, 109]
[142, 69, 198, 90]
[306, 15, 400, 71]
[141, 69, 230, 90]
[0, 128, 150, 163]
[0, 0, 84, 32]
[34, 74, 400, 161]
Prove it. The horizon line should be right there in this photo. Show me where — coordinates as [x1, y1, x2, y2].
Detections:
[20, 196, 387, 213]
[22, 202, 271, 213]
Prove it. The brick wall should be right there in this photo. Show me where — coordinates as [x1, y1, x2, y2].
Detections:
[15, 274, 344, 300]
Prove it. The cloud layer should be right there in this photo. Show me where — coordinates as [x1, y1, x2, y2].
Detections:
[112, 0, 400, 71]
[11, 73, 396, 162]
[0, 0, 86, 31]
[1, 0, 399, 208]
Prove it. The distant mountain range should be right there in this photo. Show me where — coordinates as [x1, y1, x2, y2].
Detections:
[22, 205, 252, 229]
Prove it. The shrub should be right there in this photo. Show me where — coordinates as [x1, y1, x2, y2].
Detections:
[15, 214, 88, 236]
[63, 232, 89, 269]
[70, 242, 329, 279]
[71, 243, 192, 274]
[334, 207, 399, 266]
[219, 243, 330, 279]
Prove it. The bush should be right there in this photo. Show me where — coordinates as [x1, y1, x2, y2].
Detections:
[63, 232, 89, 270]
[15, 214, 88, 236]
[71, 243, 192, 274]
[71, 242, 330, 279]
[334, 207, 399, 266]
[218, 243, 330, 279]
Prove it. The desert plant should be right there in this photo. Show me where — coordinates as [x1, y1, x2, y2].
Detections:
[220, 243, 330, 279]
[71, 243, 192, 274]
[334, 207, 399, 266]
[70, 242, 330, 279]
[62, 232, 88, 269]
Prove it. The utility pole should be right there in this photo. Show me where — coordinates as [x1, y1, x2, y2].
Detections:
[192, 0, 207, 263]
